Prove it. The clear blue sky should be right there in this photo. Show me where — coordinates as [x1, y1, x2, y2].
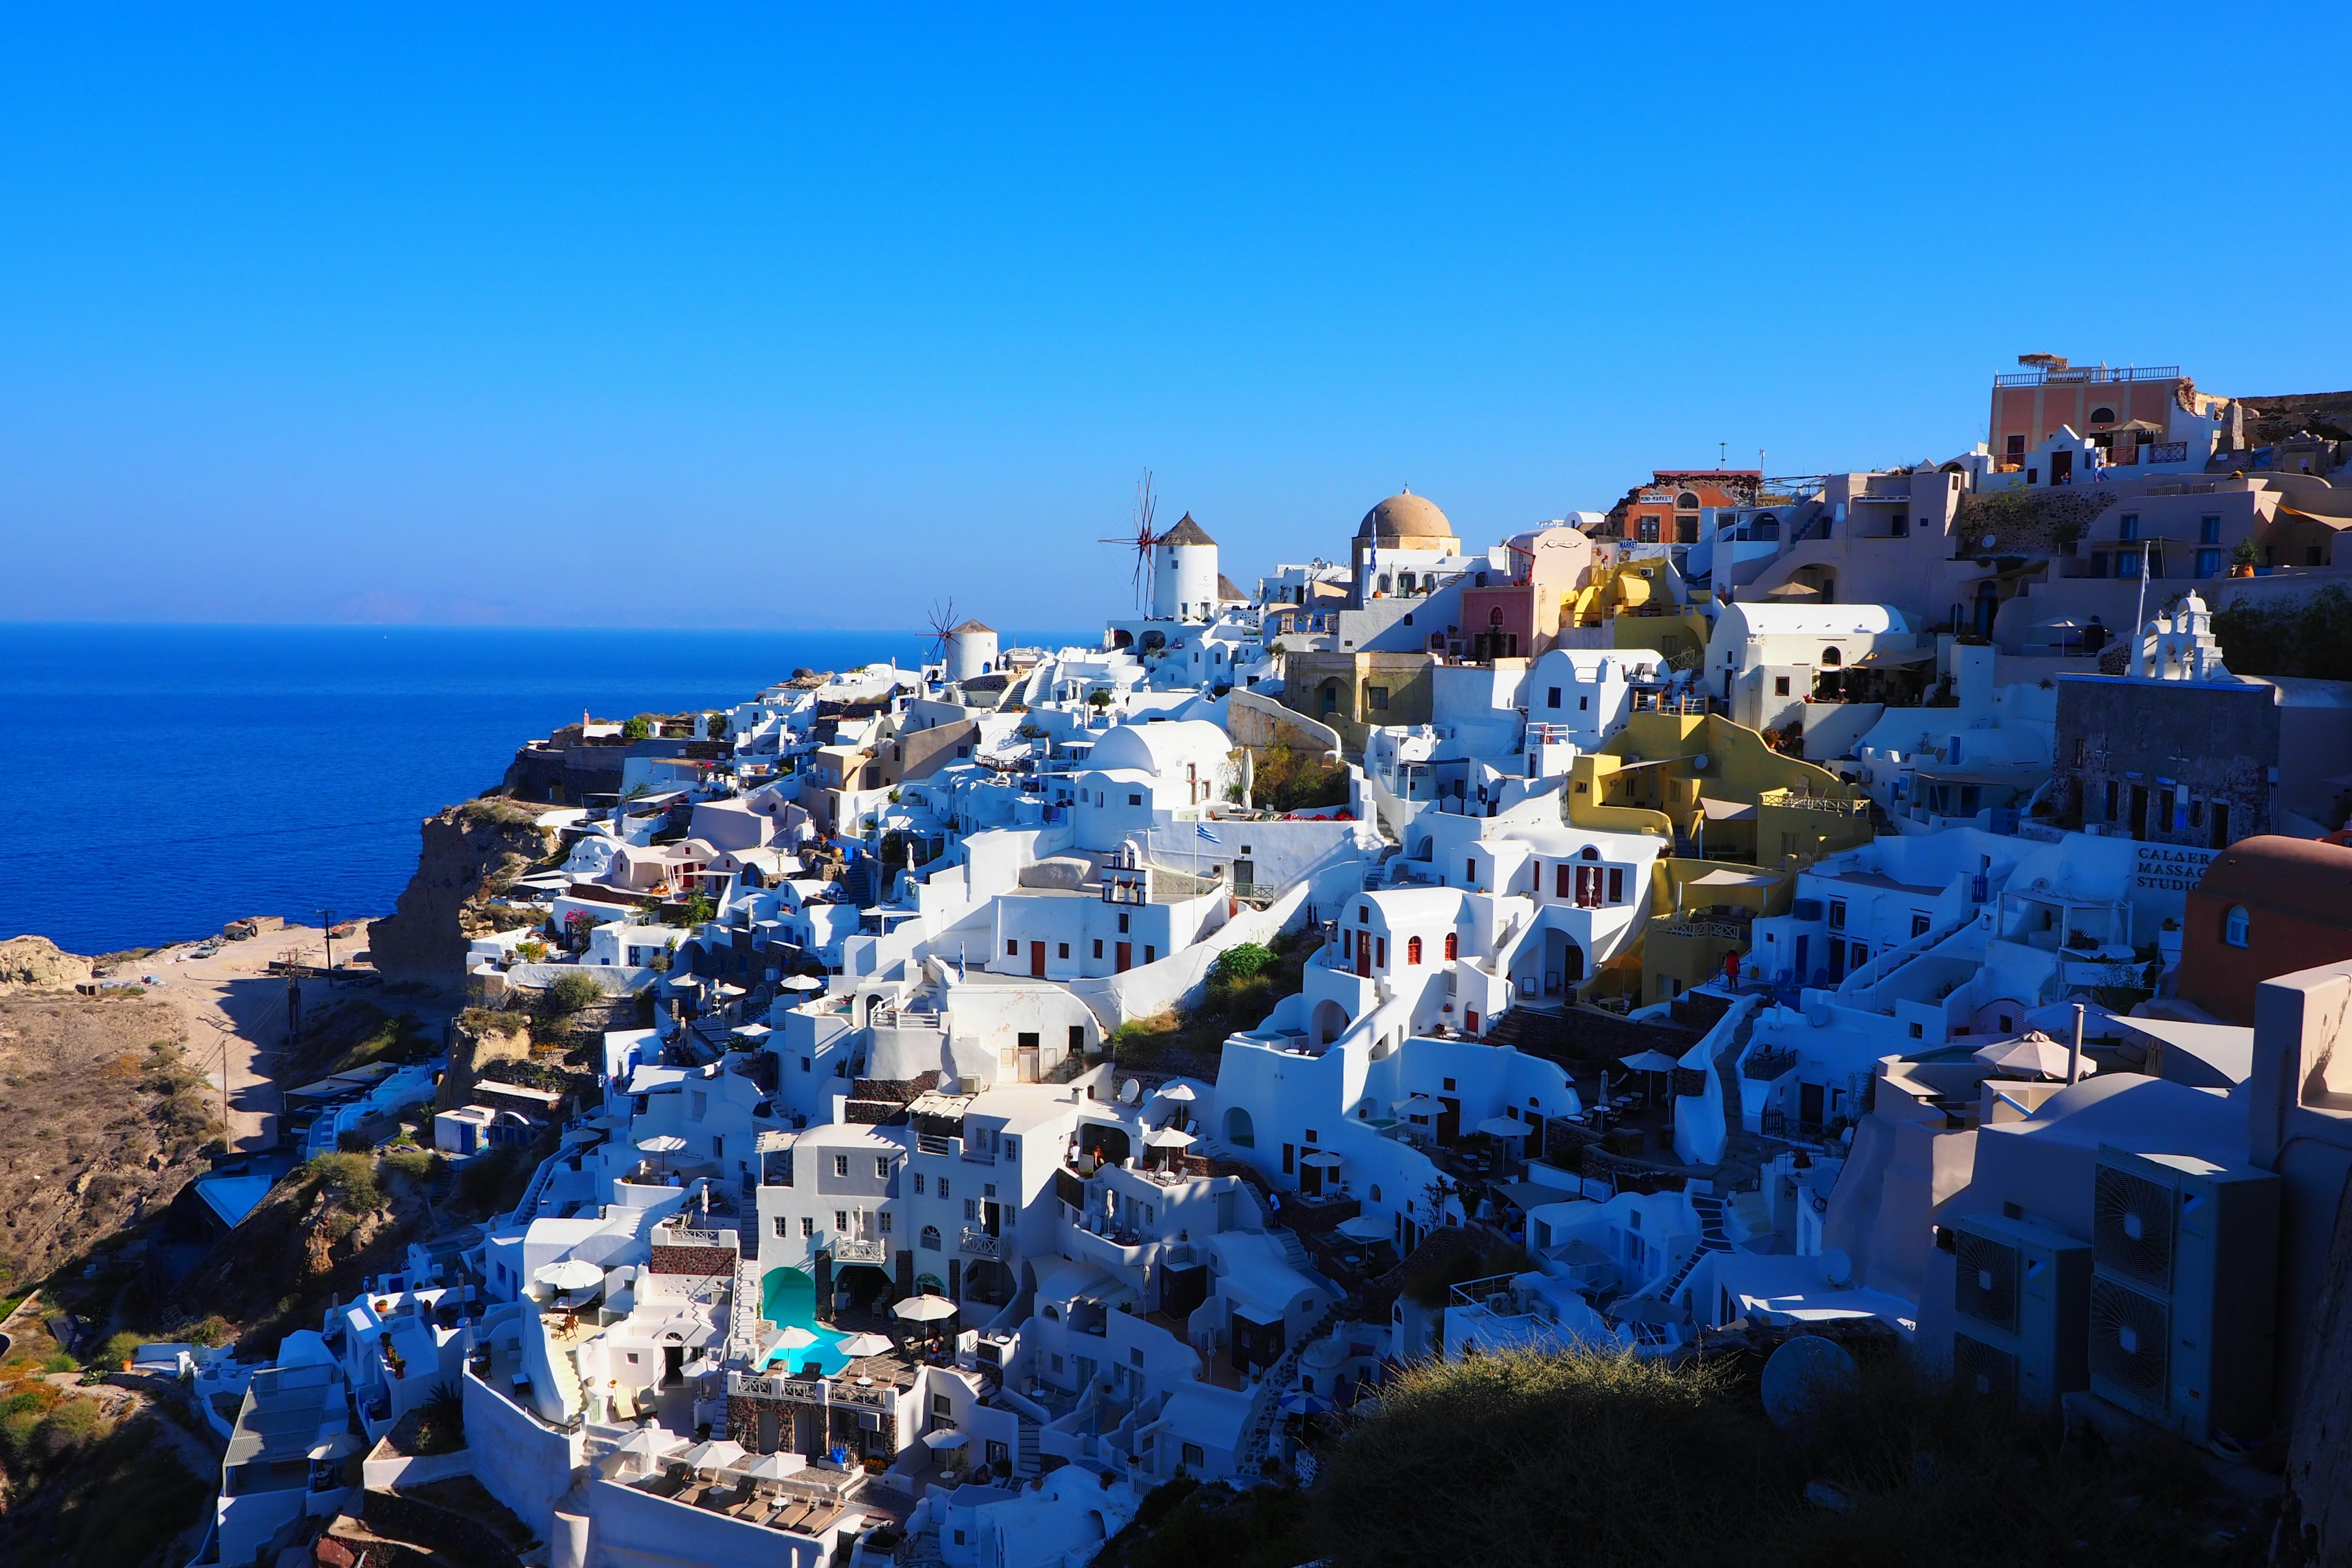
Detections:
[2, 6, 2342, 630]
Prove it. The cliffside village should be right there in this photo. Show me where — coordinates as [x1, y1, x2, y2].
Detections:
[173, 358, 2352, 1567]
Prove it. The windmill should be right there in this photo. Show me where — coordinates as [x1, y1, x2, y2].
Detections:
[924, 598, 958, 673]
[1098, 469, 1159, 612]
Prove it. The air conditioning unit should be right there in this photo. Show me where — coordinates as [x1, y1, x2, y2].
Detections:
[1943, 1212, 2089, 1419]
[2087, 1147, 2280, 1447]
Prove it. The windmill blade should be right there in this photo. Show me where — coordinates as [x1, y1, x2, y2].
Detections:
[925, 598, 957, 660]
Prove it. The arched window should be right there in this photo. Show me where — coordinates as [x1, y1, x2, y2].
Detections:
[1580, 846, 1600, 861]
[2224, 906, 2251, 948]
[1821, 646, 1842, 666]
[1488, 607, 1506, 628]
[919, 1225, 941, 1251]
[1407, 936, 1423, 965]
[1444, 932, 1458, 960]
[2089, 406, 2116, 426]
[1676, 491, 1701, 510]
[1370, 1184, 1382, 1203]
[1224, 1106, 1256, 1148]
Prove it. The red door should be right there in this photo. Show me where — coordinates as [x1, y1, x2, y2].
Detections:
[1030, 941, 1046, 978]
[1115, 943, 1132, 973]
[1354, 941, 1371, 979]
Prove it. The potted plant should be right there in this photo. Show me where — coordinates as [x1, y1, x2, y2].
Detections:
[2230, 540, 2259, 577]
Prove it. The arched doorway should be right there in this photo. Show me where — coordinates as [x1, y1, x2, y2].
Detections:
[1312, 998, 1351, 1047]
[1224, 1106, 1256, 1148]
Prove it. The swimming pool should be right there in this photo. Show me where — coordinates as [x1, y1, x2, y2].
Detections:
[757, 1267, 853, 1376]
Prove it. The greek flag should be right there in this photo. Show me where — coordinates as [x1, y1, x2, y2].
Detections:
[1195, 822, 1221, 844]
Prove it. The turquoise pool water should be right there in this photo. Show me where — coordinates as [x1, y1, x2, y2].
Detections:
[758, 1267, 853, 1376]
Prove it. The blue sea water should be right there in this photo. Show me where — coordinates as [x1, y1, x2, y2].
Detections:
[0, 624, 1083, 955]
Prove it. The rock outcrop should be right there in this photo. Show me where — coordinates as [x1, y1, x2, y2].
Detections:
[368, 799, 558, 990]
[0, 935, 93, 995]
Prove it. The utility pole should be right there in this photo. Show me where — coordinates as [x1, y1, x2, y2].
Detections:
[202, 1016, 234, 1139]
[317, 908, 337, 979]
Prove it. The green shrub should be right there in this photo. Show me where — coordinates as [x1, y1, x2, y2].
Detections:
[307, 1152, 385, 1215]
[382, 1147, 442, 1184]
[1305, 1345, 2264, 1568]
[1209, 943, 1275, 984]
[622, 715, 654, 741]
[543, 971, 604, 1017]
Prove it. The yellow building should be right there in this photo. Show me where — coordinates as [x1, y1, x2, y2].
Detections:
[1551, 710, 1874, 1006]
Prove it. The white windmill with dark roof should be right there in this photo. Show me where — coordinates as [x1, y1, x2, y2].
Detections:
[1153, 512, 1219, 622]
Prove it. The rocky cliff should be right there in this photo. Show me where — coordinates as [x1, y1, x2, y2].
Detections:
[368, 799, 559, 990]
[0, 935, 93, 995]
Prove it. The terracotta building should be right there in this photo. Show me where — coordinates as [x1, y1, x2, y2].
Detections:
[2179, 837, 2352, 1024]
[1601, 470, 1761, 546]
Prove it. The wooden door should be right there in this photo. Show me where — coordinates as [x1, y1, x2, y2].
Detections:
[1115, 942, 1131, 973]
[1030, 941, 1046, 977]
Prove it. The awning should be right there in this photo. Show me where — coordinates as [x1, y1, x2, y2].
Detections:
[1476, 1117, 1533, 1138]
[1685, 869, 1778, 888]
[1847, 647, 1937, 669]
[1697, 797, 1756, 822]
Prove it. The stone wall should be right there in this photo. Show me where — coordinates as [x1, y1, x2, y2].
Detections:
[648, 1242, 737, 1278]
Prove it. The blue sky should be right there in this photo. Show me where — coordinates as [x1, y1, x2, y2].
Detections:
[2, 5, 2342, 630]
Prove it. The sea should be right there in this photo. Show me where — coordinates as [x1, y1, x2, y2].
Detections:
[0, 624, 1085, 956]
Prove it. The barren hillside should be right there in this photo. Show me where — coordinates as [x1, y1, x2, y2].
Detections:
[0, 992, 219, 1291]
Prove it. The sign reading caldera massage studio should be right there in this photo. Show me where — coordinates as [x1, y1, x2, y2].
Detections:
[2129, 842, 2218, 925]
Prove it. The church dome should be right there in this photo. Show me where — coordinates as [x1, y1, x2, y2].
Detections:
[1357, 491, 1456, 545]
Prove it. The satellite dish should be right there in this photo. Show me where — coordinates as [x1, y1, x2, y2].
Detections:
[1118, 1078, 1141, 1105]
[1760, 1335, 1859, 1433]
[1819, 1247, 1853, 1287]
[1691, 754, 1710, 772]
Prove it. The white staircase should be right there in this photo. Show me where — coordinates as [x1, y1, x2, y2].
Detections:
[1016, 1418, 1042, 1477]
[727, 1257, 764, 1361]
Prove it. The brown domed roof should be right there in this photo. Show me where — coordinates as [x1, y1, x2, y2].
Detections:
[2196, 835, 2352, 925]
[1358, 491, 1456, 545]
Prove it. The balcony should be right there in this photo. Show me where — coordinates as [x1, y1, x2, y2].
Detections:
[1994, 364, 2177, 387]
[831, 1236, 888, 1265]
[959, 1228, 1005, 1259]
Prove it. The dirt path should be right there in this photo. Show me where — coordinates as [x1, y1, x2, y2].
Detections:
[130, 924, 458, 1154]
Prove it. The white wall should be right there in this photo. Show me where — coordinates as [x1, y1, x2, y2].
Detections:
[464, 1366, 585, 1537]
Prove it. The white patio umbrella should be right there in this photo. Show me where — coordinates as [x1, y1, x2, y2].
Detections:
[1276, 1390, 1335, 1415]
[923, 1428, 971, 1451]
[636, 1134, 688, 1154]
[740, 1451, 805, 1483]
[832, 1332, 894, 1359]
[774, 1325, 820, 1353]
[1618, 1049, 1684, 1074]
[536, 1257, 605, 1292]
[892, 1293, 958, 1323]
[679, 1439, 747, 1471]
[1975, 1032, 2073, 1080]
[1476, 1117, 1533, 1139]
[1298, 1150, 1343, 1168]
[1392, 1095, 1444, 1120]
[614, 1427, 685, 1458]
[1336, 1215, 1392, 1243]
[1144, 1126, 1196, 1148]
[777, 974, 824, 992]
[1152, 1082, 1197, 1103]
